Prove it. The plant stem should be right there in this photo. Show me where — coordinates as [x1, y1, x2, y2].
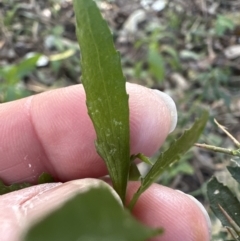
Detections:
[130, 153, 153, 165]
[214, 119, 240, 148]
[226, 227, 240, 241]
[218, 204, 240, 236]
[195, 143, 240, 157]
[128, 190, 141, 211]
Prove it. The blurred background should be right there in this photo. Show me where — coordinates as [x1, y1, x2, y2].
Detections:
[0, 0, 240, 239]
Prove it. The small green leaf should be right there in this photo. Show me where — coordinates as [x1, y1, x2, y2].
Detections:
[23, 186, 162, 241]
[131, 153, 153, 166]
[129, 162, 141, 181]
[16, 54, 41, 80]
[129, 111, 209, 209]
[215, 15, 235, 36]
[1, 54, 41, 84]
[161, 45, 181, 70]
[73, 0, 130, 202]
[38, 172, 54, 184]
[0, 180, 31, 195]
[0, 172, 54, 195]
[227, 166, 240, 184]
[148, 47, 165, 82]
[207, 177, 240, 234]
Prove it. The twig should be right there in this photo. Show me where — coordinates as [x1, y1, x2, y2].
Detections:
[226, 227, 240, 241]
[194, 143, 240, 157]
[195, 119, 240, 157]
[214, 119, 240, 148]
[218, 204, 240, 237]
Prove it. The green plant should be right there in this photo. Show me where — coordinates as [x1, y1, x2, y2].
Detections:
[134, 26, 180, 83]
[214, 15, 235, 36]
[73, 0, 208, 207]
[0, 49, 79, 103]
[196, 120, 240, 240]
[196, 67, 231, 106]
[0, 172, 54, 195]
[0, 53, 41, 102]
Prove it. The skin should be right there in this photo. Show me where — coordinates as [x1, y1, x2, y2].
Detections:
[0, 83, 210, 241]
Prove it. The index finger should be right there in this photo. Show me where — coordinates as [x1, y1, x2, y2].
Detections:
[0, 83, 177, 184]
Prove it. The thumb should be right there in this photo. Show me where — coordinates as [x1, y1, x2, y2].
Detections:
[0, 179, 118, 241]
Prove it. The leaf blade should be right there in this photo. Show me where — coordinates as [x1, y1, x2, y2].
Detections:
[0, 172, 54, 195]
[73, 0, 130, 202]
[207, 177, 240, 231]
[0, 180, 31, 195]
[129, 111, 209, 209]
[38, 172, 54, 184]
[23, 185, 163, 241]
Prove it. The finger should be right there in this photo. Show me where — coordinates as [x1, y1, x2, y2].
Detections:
[0, 180, 210, 241]
[0, 179, 120, 241]
[0, 83, 177, 184]
[126, 182, 211, 241]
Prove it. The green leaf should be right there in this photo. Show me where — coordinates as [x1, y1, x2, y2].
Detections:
[227, 166, 240, 184]
[2, 54, 41, 84]
[23, 185, 162, 241]
[0, 180, 31, 195]
[147, 47, 165, 82]
[38, 172, 54, 184]
[128, 111, 209, 209]
[1, 84, 31, 103]
[0, 172, 54, 195]
[73, 0, 130, 202]
[131, 153, 153, 166]
[161, 45, 181, 70]
[16, 54, 41, 80]
[215, 15, 235, 36]
[129, 162, 141, 181]
[207, 177, 240, 236]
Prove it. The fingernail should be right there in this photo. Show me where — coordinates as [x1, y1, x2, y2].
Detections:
[153, 90, 177, 133]
[176, 190, 212, 236]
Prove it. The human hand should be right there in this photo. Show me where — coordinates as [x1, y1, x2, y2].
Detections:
[0, 83, 211, 241]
